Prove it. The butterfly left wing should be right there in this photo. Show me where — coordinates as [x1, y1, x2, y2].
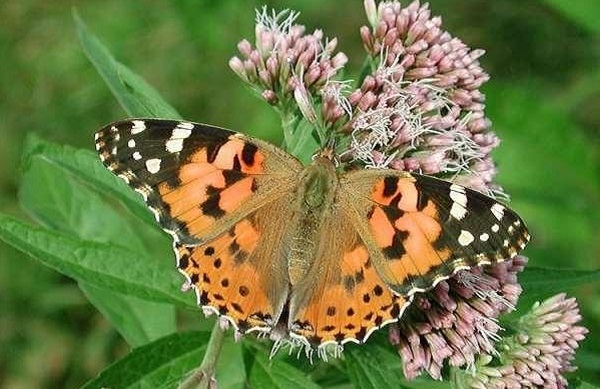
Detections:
[95, 119, 302, 245]
[174, 195, 295, 333]
[339, 170, 530, 297]
[95, 119, 303, 334]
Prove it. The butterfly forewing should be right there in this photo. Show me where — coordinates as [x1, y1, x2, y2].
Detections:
[95, 119, 302, 245]
[340, 170, 530, 297]
[95, 119, 302, 336]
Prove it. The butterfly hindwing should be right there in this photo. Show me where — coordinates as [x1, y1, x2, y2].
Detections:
[175, 195, 294, 333]
[288, 207, 407, 347]
[340, 170, 530, 297]
[95, 119, 302, 245]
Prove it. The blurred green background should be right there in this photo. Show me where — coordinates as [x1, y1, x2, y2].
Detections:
[0, 1, 598, 388]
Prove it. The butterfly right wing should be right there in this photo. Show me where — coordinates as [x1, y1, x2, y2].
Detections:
[339, 169, 530, 297]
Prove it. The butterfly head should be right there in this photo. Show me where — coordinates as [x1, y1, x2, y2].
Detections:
[313, 136, 339, 166]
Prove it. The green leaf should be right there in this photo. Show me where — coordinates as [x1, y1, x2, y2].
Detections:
[74, 9, 180, 119]
[487, 84, 599, 268]
[81, 331, 210, 389]
[79, 283, 176, 347]
[215, 336, 247, 389]
[19, 134, 177, 346]
[519, 266, 600, 299]
[246, 349, 321, 389]
[0, 213, 195, 308]
[571, 378, 600, 389]
[345, 345, 410, 389]
[541, 0, 600, 34]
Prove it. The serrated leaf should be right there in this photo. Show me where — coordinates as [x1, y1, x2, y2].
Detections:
[519, 266, 600, 299]
[0, 213, 195, 308]
[74, 9, 180, 119]
[246, 349, 321, 389]
[81, 331, 210, 389]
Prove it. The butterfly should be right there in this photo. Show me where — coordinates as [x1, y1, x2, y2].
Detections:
[95, 118, 530, 353]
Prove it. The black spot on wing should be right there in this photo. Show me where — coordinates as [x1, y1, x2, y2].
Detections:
[200, 185, 225, 218]
[241, 143, 258, 166]
[382, 230, 409, 260]
[382, 176, 399, 197]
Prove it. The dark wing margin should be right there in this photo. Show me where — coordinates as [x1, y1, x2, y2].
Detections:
[340, 170, 530, 297]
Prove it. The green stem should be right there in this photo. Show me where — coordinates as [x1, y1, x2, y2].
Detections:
[178, 321, 225, 389]
[280, 109, 298, 151]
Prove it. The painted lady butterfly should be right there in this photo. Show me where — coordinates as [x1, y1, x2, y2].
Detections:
[95, 118, 529, 353]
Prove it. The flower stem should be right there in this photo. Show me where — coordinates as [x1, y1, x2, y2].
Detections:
[280, 109, 298, 151]
[178, 321, 225, 389]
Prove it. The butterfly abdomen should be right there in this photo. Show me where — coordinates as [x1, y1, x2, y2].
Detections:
[286, 157, 339, 286]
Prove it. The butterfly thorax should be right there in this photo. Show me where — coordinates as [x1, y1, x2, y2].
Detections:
[286, 156, 339, 286]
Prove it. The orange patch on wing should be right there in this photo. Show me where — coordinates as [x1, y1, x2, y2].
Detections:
[394, 212, 447, 275]
[371, 177, 419, 211]
[213, 141, 243, 170]
[396, 180, 419, 211]
[218, 177, 255, 213]
[231, 218, 259, 252]
[177, 217, 273, 331]
[212, 139, 265, 174]
[341, 245, 369, 275]
[292, 243, 407, 345]
[369, 207, 395, 247]
[178, 163, 218, 184]
[158, 169, 224, 217]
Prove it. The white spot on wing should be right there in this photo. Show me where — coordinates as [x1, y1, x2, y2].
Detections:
[131, 120, 146, 134]
[491, 203, 505, 221]
[480, 233, 489, 242]
[165, 125, 192, 153]
[450, 202, 467, 220]
[145, 158, 161, 173]
[450, 184, 466, 194]
[491, 224, 499, 232]
[503, 239, 509, 247]
[458, 230, 474, 246]
[94, 133, 100, 141]
[449, 184, 468, 220]
[133, 151, 142, 161]
[177, 121, 194, 130]
[128, 139, 136, 148]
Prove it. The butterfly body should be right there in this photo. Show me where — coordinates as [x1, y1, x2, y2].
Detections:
[95, 119, 530, 351]
[286, 155, 339, 286]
